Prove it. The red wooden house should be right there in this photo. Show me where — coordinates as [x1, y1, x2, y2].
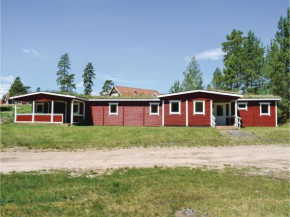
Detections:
[10, 89, 281, 128]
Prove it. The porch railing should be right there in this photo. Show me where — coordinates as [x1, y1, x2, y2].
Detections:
[234, 116, 242, 129]
[211, 115, 216, 128]
[15, 113, 63, 123]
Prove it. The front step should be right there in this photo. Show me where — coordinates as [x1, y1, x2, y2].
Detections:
[215, 125, 238, 130]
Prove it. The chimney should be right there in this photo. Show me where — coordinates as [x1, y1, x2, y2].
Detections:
[6, 92, 10, 104]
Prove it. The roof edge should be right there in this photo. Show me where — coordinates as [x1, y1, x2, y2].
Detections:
[158, 90, 243, 98]
[10, 92, 86, 101]
[238, 98, 281, 101]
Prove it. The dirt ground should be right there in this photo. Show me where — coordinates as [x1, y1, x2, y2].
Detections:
[1, 145, 289, 177]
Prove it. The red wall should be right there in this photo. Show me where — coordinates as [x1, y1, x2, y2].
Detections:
[160, 92, 238, 126]
[238, 101, 276, 127]
[87, 101, 162, 126]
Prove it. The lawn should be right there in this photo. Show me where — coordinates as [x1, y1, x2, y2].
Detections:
[1, 167, 289, 217]
[1, 124, 229, 149]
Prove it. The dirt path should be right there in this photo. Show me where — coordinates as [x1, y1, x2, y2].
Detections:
[1, 145, 289, 175]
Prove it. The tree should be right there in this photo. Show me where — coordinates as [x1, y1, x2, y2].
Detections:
[56, 53, 76, 92]
[264, 9, 290, 122]
[82, 62, 96, 95]
[169, 80, 183, 93]
[211, 67, 224, 89]
[9, 77, 30, 97]
[242, 30, 265, 93]
[181, 56, 203, 90]
[36, 87, 41, 92]
[222, 29, 245, 91]
[100, 80, 115, 96]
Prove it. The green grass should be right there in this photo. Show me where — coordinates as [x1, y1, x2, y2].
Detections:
[1, 167, 289, 216]
[1, 124, 229, 149]
[1, 123, 289, 149]
[241, 124, 289, 144]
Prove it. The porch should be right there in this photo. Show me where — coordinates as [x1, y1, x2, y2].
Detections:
[11, 92, 86, 124]
[211, 101, 241, 129]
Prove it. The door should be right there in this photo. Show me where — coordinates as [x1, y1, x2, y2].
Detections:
[214, 104, 226, 125]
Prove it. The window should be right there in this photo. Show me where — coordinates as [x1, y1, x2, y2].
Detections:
[150, 103, 159, 115]
[169, 100, 181, 115]
[73, 103, 80, 114]
[109, 103, 118, 115]
[35, 103, 44, 113]
[260, 102, 270, 116]
[238, 103, 247, 110]
[194, 101, 205, 115]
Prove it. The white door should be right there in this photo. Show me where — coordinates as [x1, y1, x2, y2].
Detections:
[214, 104, 226, 125]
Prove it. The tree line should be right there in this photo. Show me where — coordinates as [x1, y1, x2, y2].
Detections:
[169, 9, 289, 122]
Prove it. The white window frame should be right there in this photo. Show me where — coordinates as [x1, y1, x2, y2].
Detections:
[169, 100, 181, 115]
[193, 100, 205, 115]
[109, 103, 119, 115]
[35, 103, 44, 113]
[73, 102, 80, 115]
[238, 102, 248, 111]
[149, 103, 159, 116]
[259, 102, 271, 116]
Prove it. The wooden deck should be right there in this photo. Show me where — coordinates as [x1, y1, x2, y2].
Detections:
[215, 125, 238, 130]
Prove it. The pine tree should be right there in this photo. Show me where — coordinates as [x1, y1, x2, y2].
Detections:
[36, 87, 41, 92]
[182, 56, 203, 90]
[100, 80, 115, 96]
[243, 30, 265, 93]
[169, 80, 183, 93]
[56, 53, 76, 92]
[82, 62, 96, 95]
[211, 67, 224, 90]
[222, 29, 245, 91]
[9, 77, 30, 97]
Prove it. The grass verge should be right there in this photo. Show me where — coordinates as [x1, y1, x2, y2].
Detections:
[1, 124, 230, 149]
[1, 167, 289, 216]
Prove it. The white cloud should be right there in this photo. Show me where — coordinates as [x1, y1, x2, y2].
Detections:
[194, 48, 225, 61]
[0, 75, 15, 83]
[91, 92, 100, 96]
[0, 83, 11, 98]
[76, 82, 83, 87]
[22, 49, 48, 59]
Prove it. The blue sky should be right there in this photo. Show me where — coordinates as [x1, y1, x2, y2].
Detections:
[1, 0, 287, 96]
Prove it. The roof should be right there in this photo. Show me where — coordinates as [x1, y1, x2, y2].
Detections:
[158, 90, 243, 98]
[239, 95, 281, 101]
[10, 92, 87, 101]
[110, 86, 160, 96]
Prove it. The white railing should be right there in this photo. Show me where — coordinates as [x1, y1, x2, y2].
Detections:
[235, 116, 242, 129]
[15, 113, 63, 124]
[211, 115, 216, 128]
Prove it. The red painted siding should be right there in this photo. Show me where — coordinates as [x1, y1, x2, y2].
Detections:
[238, 101, 276, 127]
[17, 115, 32, 122]
[87, 101, 162, 126]
[53, 115, 63, 122]
[34, 115, 51, 122]
[188, 100, 211, 126]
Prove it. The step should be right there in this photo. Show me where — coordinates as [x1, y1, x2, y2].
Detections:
[215, 125, 238, 130]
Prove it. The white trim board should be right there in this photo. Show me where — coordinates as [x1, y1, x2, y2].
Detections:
[159, 90, 242, 98]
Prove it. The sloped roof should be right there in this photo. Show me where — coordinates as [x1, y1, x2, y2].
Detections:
[111, 86, 160, 96]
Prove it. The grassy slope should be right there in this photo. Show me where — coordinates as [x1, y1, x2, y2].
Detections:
[1, 167, 289, 217]
[1, 124, 228, 149]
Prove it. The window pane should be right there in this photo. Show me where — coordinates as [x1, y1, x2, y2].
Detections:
[195, 102, 203, 113]
[238, 104, 246, 108]
[36, 105, 43, 113]
[226, 104, 229, 116]
[217, 105, 223, 116]
[151, 105, 158, 113]
[110, 105, 117, 113]
[171, 102, 179, 112]
[73, 105, 78, 113]
[261, 104, 268, 114]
